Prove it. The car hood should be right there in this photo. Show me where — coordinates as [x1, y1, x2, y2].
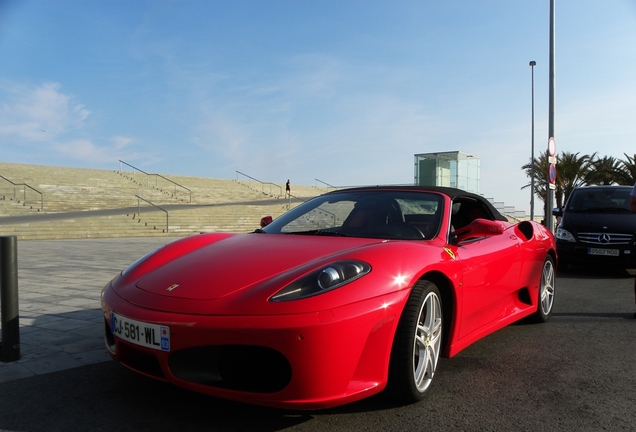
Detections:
[562, 212, 636, 234]
[134, 234, 385, 301]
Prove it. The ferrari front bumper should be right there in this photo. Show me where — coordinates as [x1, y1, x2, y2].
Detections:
[102, 285, 409, 409]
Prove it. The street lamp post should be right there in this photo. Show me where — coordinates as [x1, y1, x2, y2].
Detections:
[529, 60, 536, 221]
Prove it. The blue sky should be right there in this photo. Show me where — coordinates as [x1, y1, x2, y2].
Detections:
[1, 1, 635, 213]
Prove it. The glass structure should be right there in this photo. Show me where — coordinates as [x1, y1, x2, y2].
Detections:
[414, 151, 480, 194]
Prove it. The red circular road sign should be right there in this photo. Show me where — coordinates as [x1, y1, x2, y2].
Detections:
[548, 137, 556, 156]
[549, 163, 557, 183]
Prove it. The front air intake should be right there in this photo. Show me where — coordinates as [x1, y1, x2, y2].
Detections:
[169, 345, 292, 393]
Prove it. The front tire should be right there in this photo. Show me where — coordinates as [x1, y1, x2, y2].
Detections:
[387, 280, 443, 402]
[530, 255, 555, 323]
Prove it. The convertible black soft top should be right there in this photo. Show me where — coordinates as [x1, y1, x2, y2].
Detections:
[328, 185, 509, 222]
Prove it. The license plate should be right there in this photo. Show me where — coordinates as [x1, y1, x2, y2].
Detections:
[588, 248, 619, 257]
[110, 312, 170, 351]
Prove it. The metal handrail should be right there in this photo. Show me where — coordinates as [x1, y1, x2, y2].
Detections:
[119, 160, 192, 203]
[315, 178, 338, 189]
[135, 195, 169, 233]
[119, 160, 151, 177]
[0, 175, 44, 210]
[235, 171, 283, 198]
[320, 208, 337, 227]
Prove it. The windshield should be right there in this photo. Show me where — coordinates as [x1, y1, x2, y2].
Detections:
[261, 190, 444, 240]
[566, 187, 632, 212]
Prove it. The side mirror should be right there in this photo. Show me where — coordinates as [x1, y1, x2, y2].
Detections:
[260, 216, 273, 228]
[552, 208, 563, 217]
[452, 218, 505, 243]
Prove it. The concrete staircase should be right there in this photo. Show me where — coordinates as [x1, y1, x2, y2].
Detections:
[0, 162, 329, 240]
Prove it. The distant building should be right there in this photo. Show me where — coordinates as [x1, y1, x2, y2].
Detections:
[414, 151, 480, 194]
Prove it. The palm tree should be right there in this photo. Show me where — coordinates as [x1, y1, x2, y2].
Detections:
[553, 151, 596, 207]
[522, 151, 596, 210]
[586, 155, 621, 185]
[521, 151, 550, 212]
[616, 153, 636, 185]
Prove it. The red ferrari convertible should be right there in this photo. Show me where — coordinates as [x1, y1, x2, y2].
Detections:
[101, 186, 556, 409]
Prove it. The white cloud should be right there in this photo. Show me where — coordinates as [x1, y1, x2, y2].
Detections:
[0, 82, 90, 141]
[113, 136, 133, 150]
[0, 82, 155, 167]
[193, 111, 250, 163]
[54, 136, 141, 164]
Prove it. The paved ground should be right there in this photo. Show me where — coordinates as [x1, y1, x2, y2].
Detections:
[0, 237, 177, 382]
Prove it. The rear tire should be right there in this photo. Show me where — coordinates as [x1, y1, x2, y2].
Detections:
[530, 255, 555, 323]
[387, 280, 443, 402]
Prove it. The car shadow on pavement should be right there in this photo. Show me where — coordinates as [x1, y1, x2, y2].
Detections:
[551, 311, 635, 320]
[0, 345, 410, 432]
[557, 265, 634, 279]
[0, 361, 315, 432]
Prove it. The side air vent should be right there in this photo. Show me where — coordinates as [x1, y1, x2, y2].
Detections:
[517, 221, 534, 241]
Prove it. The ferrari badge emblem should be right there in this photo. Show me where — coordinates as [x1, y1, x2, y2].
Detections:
[443, 247, 456, 260]
[166, 284, 180, 292]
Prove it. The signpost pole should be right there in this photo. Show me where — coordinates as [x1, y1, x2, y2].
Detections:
[529, 60, 536, 221]
[545, 0, 556, 232]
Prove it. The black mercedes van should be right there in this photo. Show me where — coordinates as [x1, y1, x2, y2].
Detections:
[552, 185, 636, 270]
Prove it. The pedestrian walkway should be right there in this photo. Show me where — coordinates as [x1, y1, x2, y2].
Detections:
[0, 237, 176, 383]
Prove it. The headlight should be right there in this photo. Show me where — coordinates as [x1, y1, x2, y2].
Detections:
[270, 260, 371, 302]
[556, 227, 576, 242]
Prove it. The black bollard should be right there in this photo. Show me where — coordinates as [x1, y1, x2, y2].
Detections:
[1, 236, 20, 362]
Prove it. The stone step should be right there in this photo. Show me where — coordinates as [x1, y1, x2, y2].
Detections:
[0, 162, 323, 240]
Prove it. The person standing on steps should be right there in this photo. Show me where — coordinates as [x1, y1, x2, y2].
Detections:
[285, 179, 291, 198]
